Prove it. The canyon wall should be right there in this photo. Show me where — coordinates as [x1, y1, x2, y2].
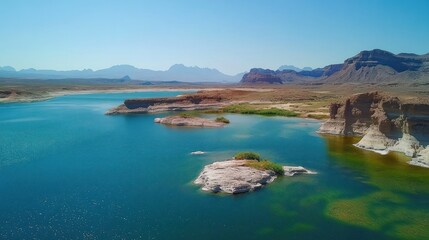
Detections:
[318, 92, 429, 167]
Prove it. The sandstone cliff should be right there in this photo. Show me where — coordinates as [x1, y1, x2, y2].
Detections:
[318, 92, 429, 167]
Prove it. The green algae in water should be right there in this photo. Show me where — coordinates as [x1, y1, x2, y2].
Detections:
[327, 191, 429, 239]
[324, 135, 429, 239]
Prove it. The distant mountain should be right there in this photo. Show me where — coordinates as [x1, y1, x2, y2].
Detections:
[278, 65, 313, 72]
[326, 49, 429, 83]
[241, 49, 429, 84]
[0, 64, 243, 83]
[0, 66, 16, 71]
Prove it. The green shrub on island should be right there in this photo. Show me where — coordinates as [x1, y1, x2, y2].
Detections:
[234, 152, 284, 175]
[215, 116, 230, 124]
[234, 152, 261, 161]
[223, 104, 298, 117]
[244, 160, 285, 175]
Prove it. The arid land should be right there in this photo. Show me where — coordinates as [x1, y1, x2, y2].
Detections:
[2, 78, 429, 119]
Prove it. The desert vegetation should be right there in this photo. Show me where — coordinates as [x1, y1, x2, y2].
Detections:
[234, 152, 284, 175]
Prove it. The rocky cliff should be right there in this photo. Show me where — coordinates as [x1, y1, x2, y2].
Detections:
[240, 49, 429, 84]
[106, 90, 235, 114]
[318, 92, 429, 167]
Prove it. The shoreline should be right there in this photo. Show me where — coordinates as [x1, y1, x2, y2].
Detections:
[0, 87, 210, 104]
[0, 87, 275, 104]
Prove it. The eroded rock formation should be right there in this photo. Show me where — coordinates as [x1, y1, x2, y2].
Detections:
[318, 91, 429, 167]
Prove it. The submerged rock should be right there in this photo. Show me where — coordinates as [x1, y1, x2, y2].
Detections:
[194, 160, 315, 194]
[154, 116, 226, 127]
[283, 166, 317, 176]
[191, 151, 206, 155]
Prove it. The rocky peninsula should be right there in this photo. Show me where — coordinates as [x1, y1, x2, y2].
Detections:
[318, 92, 429, 167]
[194, 153, 315, 194]
[105, 90, 237, 115]
[154, 115, 228, 127]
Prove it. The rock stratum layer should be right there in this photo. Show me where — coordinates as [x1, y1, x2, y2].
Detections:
[154, 116, 226, 127]
[318, 92, 429, 167]
[194, 160, 315, 194]
[105, 90, 249, 115]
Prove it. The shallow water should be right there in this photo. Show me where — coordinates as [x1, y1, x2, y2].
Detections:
[0, 91, 428, 239]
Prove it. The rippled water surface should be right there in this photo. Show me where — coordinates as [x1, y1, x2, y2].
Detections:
[1, 91, 428, 239]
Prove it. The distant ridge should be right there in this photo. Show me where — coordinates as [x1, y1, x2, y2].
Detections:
[0, 64, 244, 83]
[241, 49, 429, 84]
[278, 65, 313, 72]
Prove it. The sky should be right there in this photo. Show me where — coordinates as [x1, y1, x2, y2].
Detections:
[1, 0, 428, 75]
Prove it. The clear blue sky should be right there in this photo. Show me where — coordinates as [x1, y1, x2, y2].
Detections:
[1, 0, 428, 75]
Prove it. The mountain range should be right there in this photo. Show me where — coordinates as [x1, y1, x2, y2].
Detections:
[0, 64, 244, 83]
[241, 49, 429, 84]
[278, 65, 313, 72]
[3, 49, 428, 85]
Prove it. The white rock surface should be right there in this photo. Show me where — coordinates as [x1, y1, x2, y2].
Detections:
[389, 134, 422, 157]
[191, 151, 206, 155]
[409, 146, 429, 168]
[354, 126, 395, 152]
[283, 166, 317, 176]
[154, 116, 226, 127]
[354, 127, 427, 164]
[194, 160, 316, 194]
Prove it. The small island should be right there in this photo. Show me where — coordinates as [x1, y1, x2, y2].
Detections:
[154, 114, 230, 127]
[194, 152, 316, 194]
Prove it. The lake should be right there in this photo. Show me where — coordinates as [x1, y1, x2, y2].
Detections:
[0, 91, 428, 239]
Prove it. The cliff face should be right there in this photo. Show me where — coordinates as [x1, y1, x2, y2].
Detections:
[240, 49, 429, 84]
[318, 92, 429, 167]
[106, 90, 247, 115]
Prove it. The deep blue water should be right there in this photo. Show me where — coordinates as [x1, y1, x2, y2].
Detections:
[1, 91, 428, 239]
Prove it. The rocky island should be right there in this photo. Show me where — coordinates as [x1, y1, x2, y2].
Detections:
[318, 91, 429, 167]
[154, 115, 229, 127]
[194, 152, 316, 194]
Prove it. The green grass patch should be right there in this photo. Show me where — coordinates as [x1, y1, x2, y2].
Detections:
[234, 152, 261, 161]
[223, 104, 298, 117]
[244, 160, 285, 175]
[307, 114, 329, 120]
[215, 116, 230, 124]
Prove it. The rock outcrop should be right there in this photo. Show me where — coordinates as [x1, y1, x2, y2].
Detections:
[194, 160, 315, 194]
[106, 94, 225, 115]
[410, 146, 429, 167]
[105, 89, 256, 115]
[154, 116, 227, 127]
[318, 91, 429, 167]
[283, 166, 317, 176]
